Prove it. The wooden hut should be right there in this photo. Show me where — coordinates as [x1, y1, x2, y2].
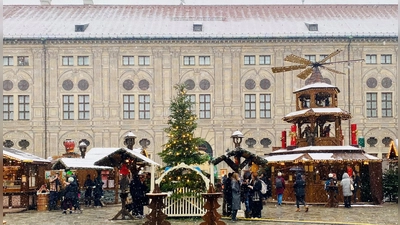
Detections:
[3, 147, 51, 209]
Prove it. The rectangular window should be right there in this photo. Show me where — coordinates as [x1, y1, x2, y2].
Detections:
[366, 93, 377, 118]
[17, 56, 29, 66]
[188, 94, 196, 112]
[305, 55, 316, 62]
[381, 55, 392, 64]
[78, 56, 89, 66]
[184, 56, 195, 66]
[366, 54, 377, 64]
[199, 56, 210, 65]
[18, 95, 30, 120]
[199, 94, 211, 119]
[245, 94, 256, 119]
[3, 95, 14, 121]
[63, 95, 74, 120]
[259, 55, 271, 65]
[382, 92, 392, 117]
[138, 56, 150, 66]
[62, 56, 74, 66]
[139, 95, 150, 119]
[244, 55, 255, 65]
[260, 94, 271, 118]
[320, 54, 330, 62]
[78, 95, 90, 120]
[123, 95, 135, 119]
[3, 56, 14, 66]
[123, 56, 135, 66]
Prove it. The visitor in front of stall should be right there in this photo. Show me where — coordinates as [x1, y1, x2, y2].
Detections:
[93, 175, 104, 208]
[49, 172, 61, 211]
[293, 173, 308, 212]
[341, 172, 354, 208]
[62, 176, 79, 214]
[222, 172, 233, 217]
[275, 172, 285, 206]
[352, 172, 361, 203]
[129, 171, 146, 219]
[230, 172, 241, 222]
[241, 170, 252, 218]
[248, 172, 263, 218]
[72, 173, 82, 213]
[83, 174, 95, 207]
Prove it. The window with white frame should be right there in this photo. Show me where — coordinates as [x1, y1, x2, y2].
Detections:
[3, 56, 14, 66]
[260, 94, 272, 118]
[366, 92, 377, 118]
[3, 95, 14, 121]
[184, 56, 195, 66]
[123, 56, 135, 66]
[123, 95, 135, 119]
[366, 54, 377, 64]
[18, 95, 30, 120]
[382, 92, 392, 117]
[187, 94, 196, 112]
[63, 95, 74, 120]
[78, 95, 90, 120]
[245, 94, 256, 119]
[78, 56, 89, 66]
[138, 56, 150, 66]
[320, 54, 330, 62]
[259, 55, 271, 65]
[17, 56, 29, 66]
[244, 55, 255, 65]
[381, 55, 392, 64]
[199, 94, 211, 119]
[199, 56, 210, 65]
[62, 56, 74, 66]
[139, 95, 150, 119]
[305, 55, 316, 62]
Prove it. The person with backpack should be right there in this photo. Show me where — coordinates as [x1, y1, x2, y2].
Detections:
[293, 173, 308, 212]
[275, 172, 285, 206]
[248, 172, 263, 218]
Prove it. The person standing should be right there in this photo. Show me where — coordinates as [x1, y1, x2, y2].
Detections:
[231, 173, 241, 222]
[340, 172, 353, 208]
[129, 172, 146, 218]
[93, 175, 104, 208]
[83, 175, 95, 207]
[62, 177, 78, 214]
[352, 172, 360, 203]
[275, 172, 285, 206]
[293, 173, 308, 212]
[222, 172, 233, 217]
[49, 172, 61, 211]
[241, 171, 252, 218]
[248, 173, 263, 218]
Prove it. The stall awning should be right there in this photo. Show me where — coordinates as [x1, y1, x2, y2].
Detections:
[264, 153, 305, 162]
[265, 152, 381, 163]
[93, 147, 160, 167]
[51, 158, 113, 170]
[3, 147, 50, 164]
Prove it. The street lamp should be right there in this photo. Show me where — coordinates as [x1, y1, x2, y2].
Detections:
[124, 131, 137, 150]
[231, 130, 244, 148]
[79, 141, 87, 159]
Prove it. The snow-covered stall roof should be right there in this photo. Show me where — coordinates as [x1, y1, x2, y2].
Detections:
[3, 5, 397, 39]
[294, 82, 340, 93]
[94, 147, 160, 167]
[3, 147, 51, 164]
[264, 153, 305, 162]
[284, 108, 350, 118]
[52, 158, 113, 170]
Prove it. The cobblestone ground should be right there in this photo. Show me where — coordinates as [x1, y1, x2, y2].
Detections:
[3, 202, 398, 225]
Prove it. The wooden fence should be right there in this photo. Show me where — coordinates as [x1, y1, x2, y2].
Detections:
[163, 187, 206, 217]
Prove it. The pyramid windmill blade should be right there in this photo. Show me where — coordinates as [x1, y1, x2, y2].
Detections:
[320, 65, 346, 75]
[271, 64, 307, 73]
[319, 49, 342, 64]
[284, 54, 313, 65]
[296, 67, 313, 80]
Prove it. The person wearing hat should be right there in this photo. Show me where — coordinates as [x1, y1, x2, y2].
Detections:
[49, 172, 61, 211]
[62, 176, 79, 214]
[275, 172, 285, 206]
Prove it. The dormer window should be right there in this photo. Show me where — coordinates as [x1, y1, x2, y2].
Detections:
[193, 23, 203, 32]
[75, 23, 89, 32]
[305, 23, 318, 31]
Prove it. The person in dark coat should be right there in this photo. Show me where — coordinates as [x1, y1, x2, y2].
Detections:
[275, 172, 286, 206]
[49, 172, 61, 211]
[222, 172, 233, 217]
[293, 173, 308, 212]
[241, 170, 252, 218]
[62, 177, 79, 214]
[340, 172, 353, 208]
[93, 175, 104, 208]
[129, 172, 146, 218]
[248, 172, 263, 218]
[231, 172, 241, 222]
[352, 172, 360, 203]
[83, 174, 95, 207]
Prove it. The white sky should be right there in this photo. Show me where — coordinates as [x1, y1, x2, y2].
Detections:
[3, 0, 398, 5]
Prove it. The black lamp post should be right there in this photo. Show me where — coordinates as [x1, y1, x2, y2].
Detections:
[79, 141, 87, 159]
[124, 131, 137, 150]
[231, 130, 244, 148]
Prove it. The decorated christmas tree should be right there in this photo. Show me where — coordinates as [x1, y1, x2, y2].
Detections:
[158, 84, 209, 197]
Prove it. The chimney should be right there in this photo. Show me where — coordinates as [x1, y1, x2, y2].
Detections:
[83, 0, 94, 5]
[40, 0, 51, 5]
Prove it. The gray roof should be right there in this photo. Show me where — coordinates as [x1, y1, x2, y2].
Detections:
[3, 4, 397, 39]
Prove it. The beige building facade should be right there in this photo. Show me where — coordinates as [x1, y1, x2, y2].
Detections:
[2, 4, 398, 167]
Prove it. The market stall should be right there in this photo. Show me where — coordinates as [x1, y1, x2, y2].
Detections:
[3, 147, 51, 209]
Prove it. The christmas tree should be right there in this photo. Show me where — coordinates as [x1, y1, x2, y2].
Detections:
[158, 84, 209, 197]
